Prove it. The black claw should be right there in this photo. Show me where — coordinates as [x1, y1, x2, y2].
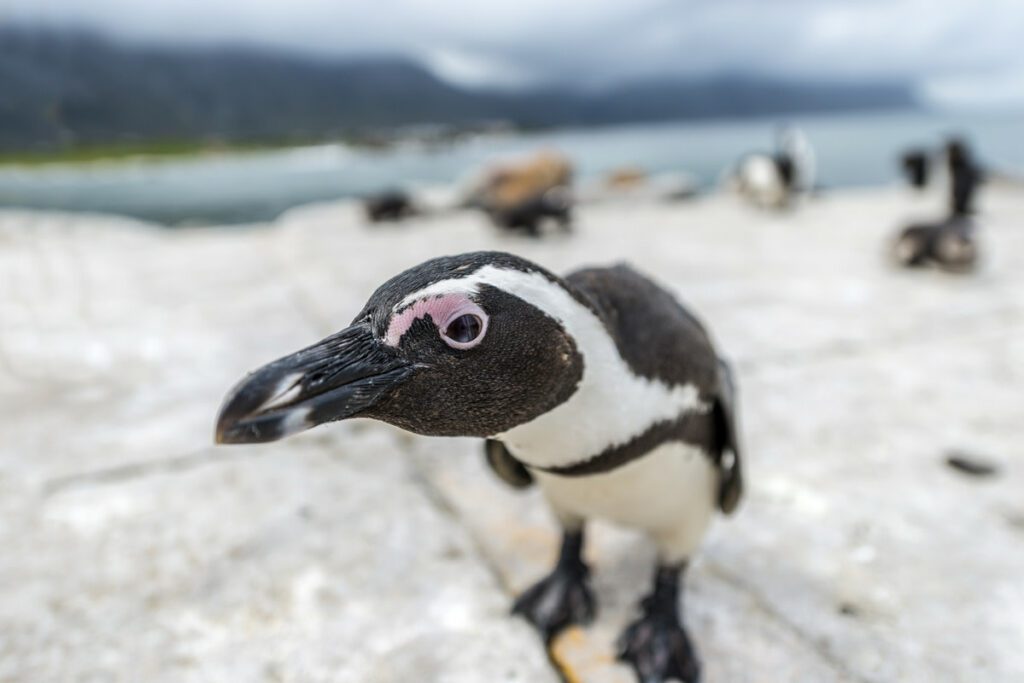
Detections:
[617, 565, 701, 683]
[511, 530, 595, 642]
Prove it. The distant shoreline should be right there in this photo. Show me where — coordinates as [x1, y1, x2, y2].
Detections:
[2, 110, 1019, 226]
[0, 136, 371, 168]
[0, 107, 924, 168]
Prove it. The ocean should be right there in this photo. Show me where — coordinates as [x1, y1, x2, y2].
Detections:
[0, 109, 1020, 226]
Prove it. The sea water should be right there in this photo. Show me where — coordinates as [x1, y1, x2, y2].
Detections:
[0, 109, 1020, 225]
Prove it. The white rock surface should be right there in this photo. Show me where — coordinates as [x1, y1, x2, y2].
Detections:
[1, 187, 1022, 682]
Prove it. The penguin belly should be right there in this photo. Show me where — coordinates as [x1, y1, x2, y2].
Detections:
[532, 442, 718, 563]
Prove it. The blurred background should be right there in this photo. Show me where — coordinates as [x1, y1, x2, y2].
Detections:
[2, 3, 1024, 683]
[1, 0, 1022, 223]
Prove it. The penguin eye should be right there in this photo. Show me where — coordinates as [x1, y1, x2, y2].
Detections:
[445, 314, 482, 343]
[440, 306, 488, 350]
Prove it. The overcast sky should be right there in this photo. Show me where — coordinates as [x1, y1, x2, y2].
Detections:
[5, 0, 1024, 106]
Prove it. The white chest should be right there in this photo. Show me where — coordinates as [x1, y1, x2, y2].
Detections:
[532, 441, 717, 555]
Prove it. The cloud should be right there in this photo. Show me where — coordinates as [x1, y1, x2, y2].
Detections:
[5, 0, 1023, 95]
[924, 69, 1024, 110]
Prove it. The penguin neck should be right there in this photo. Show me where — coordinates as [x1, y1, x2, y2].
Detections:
[482, 269, 707, 470]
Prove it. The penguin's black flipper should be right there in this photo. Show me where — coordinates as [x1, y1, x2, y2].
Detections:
[714, 359, 744, 515]
[484, 439, 534, 489]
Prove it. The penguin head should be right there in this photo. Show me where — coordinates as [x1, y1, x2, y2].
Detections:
[946, 136, 971, 166]
[215, 252, 585, 444]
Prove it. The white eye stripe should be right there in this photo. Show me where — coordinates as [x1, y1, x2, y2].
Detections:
[397, 277, 481, 310]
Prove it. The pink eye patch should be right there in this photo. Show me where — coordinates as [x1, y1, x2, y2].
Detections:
[384, 293, 489, 348]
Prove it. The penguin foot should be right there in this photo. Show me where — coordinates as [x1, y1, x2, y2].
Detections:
[618, 565, 700, 683]
[512, 560, 595, 641]
[617, 599, 700, 683]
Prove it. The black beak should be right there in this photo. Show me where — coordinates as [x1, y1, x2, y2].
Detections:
[215, 323, 412, 444]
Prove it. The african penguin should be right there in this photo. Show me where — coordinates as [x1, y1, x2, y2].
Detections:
[216, 251, 744, 683]
[363, 190, 417, 223]
[728, 126, 815, 209]
[486, 186, 573, 237]
[892, 138, 984, 273]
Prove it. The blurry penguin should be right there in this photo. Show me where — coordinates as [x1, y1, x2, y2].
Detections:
[487, 186, 573, 237]
[892, 138, 984, 273]
[461, 151, 574, 238]
[892, 216, 978, 273]
[363, 190, 417, 223]
[728, 126, 816, 209]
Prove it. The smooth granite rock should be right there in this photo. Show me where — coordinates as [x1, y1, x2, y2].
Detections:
[1, 186, 1022, 682]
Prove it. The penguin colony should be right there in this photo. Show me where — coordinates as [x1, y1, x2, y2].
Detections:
[217, 253, 743, 683]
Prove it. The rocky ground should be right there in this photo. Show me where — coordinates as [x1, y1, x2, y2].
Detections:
[1, 187, 1022, 682]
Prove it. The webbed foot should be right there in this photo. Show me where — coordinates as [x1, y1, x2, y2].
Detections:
[512, 530, 595, 641]
[617, 565, 700, 683]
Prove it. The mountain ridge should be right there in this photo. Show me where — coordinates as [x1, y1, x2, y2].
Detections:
[0, 25, 919, 152]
